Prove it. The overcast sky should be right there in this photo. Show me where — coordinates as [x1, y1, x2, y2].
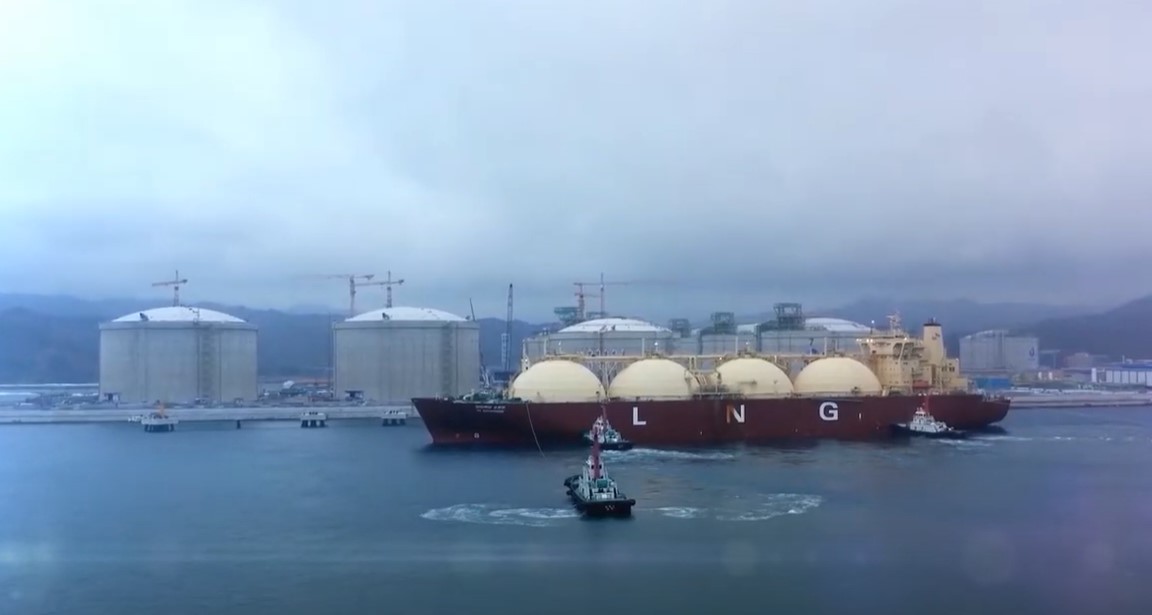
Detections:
[1, 0, 1149, 320]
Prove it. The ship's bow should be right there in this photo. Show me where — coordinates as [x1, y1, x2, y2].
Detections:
[410, 397, 534, 446]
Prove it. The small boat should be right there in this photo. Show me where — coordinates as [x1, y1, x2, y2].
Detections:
[893, 404, 967, 440]
[583, 415, 634, 451]
[563, 426, 635, 517]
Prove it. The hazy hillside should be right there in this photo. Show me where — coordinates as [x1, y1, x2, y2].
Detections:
[0, 307, 99, 383]
[1016, 295, 1152, 360]
[0, 293, 548, 383]
[0, 292, 1138, 383]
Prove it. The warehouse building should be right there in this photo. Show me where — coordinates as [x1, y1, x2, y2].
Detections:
[1095, 362, 1152, 386]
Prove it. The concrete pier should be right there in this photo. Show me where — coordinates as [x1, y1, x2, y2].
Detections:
[0, 406, 415, 425]
[300, 412, 327, 428]
[141, 415, 178, 432]
[381, 410, 408, 426]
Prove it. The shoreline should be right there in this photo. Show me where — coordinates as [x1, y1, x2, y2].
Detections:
[1005, 394, 1152, 409]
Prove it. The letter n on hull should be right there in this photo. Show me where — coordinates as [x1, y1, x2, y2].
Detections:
[726, 404, 745, 424]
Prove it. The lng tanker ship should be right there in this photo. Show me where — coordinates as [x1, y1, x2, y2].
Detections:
[412, 318, 1010, 447]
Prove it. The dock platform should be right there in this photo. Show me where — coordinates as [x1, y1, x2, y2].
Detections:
[0, 406, 419, 425]
[300, 412, 328, 428]
[381, 409, 408, 426]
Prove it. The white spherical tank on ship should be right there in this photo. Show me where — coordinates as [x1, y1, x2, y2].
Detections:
[715, 357, 794, 397]
[508, 359, 606, 403]
[607, 358, 699, 400]
[792, 357, 882, 395]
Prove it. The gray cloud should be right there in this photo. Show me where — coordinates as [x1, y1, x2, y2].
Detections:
[1, 0, 1149, 320]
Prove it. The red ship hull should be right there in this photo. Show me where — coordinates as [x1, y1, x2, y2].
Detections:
[411, 394, 1011, 447]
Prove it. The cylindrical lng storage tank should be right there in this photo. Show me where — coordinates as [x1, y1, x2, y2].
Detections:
[333, 306, 481, 405]
[522, 317, 676, 360]
[99, 306, 258, 405]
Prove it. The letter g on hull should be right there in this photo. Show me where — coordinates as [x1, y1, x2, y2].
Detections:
[819, 401, 839, 421]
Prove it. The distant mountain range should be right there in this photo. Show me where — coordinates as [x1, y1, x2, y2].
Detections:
[1015, 295, 1152, 360]
[0, 292, 1146, 384]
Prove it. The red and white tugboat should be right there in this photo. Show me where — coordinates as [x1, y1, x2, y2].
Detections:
[563, 421, 636, 517]
[583, 413, 634, 451]
[893, 396, 968, 440]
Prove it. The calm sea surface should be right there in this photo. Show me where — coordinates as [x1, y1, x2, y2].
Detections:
[2, 408, 1151, 614]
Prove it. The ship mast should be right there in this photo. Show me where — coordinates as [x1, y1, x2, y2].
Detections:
[589, 423, 602, 480]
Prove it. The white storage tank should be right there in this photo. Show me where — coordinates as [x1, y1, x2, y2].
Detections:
[793, 357, 882, 396]
[607, 358, 699, 400]
[508, 360, 606, 402]
[99, 306, 258, 404]
[523, 317, 676, 360]
[333, 306, 480, 405]
[715, 357, 794, 397]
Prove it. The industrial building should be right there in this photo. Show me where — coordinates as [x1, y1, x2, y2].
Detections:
[959, 330, 1040, 373]
[524, 304, 875, 369]
[1094, 362, 1152, 386]
[687, 304, 872, 358]
[333, 306, 480, 405]
[99, 306, 259, 404]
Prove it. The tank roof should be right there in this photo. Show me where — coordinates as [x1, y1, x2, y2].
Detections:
[347, 306, 466, 322]
[965, 329, 1012, 338]
[804, 317, 871, 333]
[111, 306, 245, 323]
[559, 317, 669, 333]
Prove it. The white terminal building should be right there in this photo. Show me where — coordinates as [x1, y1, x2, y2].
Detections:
[333, 306, 480, 405]
[99, 306, 259, 405]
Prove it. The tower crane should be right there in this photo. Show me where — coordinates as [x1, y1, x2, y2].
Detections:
[573, 273, 637, 321]
[363, 270, 404, 309]
[309, 274, 376, 317]
[152, 270, 188, 306]
[302, 271, 405, 316]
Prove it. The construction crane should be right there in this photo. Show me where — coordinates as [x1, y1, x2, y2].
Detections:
[308, 274, 376, 316]
[362, 270, 404, 309]
[152, 270, 188, 306]
[573, 273, 637, 321]
[501, 284, 513, 373]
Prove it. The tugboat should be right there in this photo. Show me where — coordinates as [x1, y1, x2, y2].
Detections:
[893, 399, 968, 439]
[563, 423, 636, 517]
[583, 414, 634, 451]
